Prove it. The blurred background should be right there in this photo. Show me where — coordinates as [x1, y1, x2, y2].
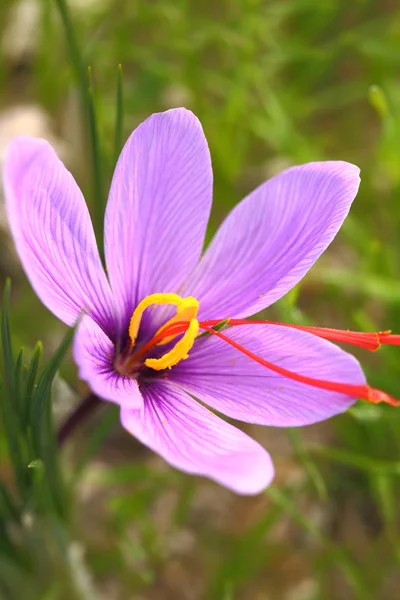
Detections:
[1, 0, 400, 598]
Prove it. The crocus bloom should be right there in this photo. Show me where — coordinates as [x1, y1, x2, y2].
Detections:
[4, 108, 399, 494]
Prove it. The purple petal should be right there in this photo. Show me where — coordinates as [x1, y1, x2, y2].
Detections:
[74, 315, 142, 409]
[104, 108, 212, 327]
[182, 162, 360, 320]
[120, 380, 274, 494]
[171, 324, 365, 426]
[3, 137, 114, 331]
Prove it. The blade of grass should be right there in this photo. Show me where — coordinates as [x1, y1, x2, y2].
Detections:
[14, 348, 24, 418]
[0, 282, 27, 496]
[29, 327, 75, 517]
[0, 384, 26, 497]
[1, 279, 14, 397]
[198, 319, 230, 339]
[53, 0, 105, 257]
[22, 342, 42, 424]
[114, 63, 124, 162]
[87, 67, 105, 258]
[31, 326, 76, 432]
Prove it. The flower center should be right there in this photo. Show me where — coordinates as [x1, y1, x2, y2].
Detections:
[115, 293, 199, 376]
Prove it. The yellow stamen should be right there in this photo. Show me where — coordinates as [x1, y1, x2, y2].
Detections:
[145, 318, 199, 370]
[128, 293, 200, 371]
[156, 299, 199, 346]
[129, 293, 199, 346]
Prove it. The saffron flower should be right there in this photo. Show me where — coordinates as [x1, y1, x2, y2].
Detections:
[3, 108, 399, 494]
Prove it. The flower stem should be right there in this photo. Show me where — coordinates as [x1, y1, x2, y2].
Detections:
[57, 393, 102, 447]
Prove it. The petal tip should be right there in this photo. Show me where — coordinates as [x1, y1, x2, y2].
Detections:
[3, 136, 55, 187]
[150, 106, 205, 133]
[5, 134, 50, 158]
[217, 444, 275, 495]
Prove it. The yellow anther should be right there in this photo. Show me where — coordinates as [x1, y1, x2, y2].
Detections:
[128, 293, 199, 346]
[156, 297, 199, 346]
[176, 296, 199, 313]
[145, 318, 199, 371]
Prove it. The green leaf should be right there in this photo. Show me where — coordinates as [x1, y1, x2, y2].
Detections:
[0, 282, 28, 497]
[114, 63, 124, 162]
[0, 382, 26, 500]
[53, 0, 87, 89]
[88, 67, 105, 259]
[54, 0, 105, 258]
[369, 84, 389, 119]
[29, 326, 75, 517]
[1, 279, 14, 397]
[27, 459, 45, 470]
[198, 319, 231, 339]
[31, 326, 75, 432]
[22, 342, 42, 424]
[14, 348, 25, 417]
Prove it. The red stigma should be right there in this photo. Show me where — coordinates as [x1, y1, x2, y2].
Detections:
[200, 320, 400, 352]
[158, 317, 400, 407]
[198, 324, 400, 407]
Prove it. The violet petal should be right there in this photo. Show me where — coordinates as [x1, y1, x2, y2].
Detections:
[120, 380, 274, 494]
[183, 162, 360, 321]
[3, 137, 114, 332]
[74, 315, 143, 409]
[104, 108, 212, 328]
[171, 323, 365, 426]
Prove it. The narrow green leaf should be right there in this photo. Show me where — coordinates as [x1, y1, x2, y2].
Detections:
[114, 63, 124, 162]
[22, 342, 42, 424]
[53, 0, 87, 89]
[1, 279, 14, 396]
[30, 326, 75, 517]
[285, 283, 300, 307]
[87, 67, 105, 259]
[198, 319, 230, 339]
[27, 459, 45, 470]
[0, 281, 31, 499]
[31, 326, 75, 431]
[369, 84, 389, 119]
[28, 455, 47, 507]
[53, 0, 105, 257]
[0, 382, 26, 497]
[14, 348, 25, 416]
